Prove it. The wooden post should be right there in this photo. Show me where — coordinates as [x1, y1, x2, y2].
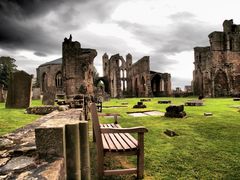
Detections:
[137, 132, 144, 179]
[64, 124, 81, 180]
[79, 121, 91, 180]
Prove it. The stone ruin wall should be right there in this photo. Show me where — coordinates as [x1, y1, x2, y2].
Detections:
[128, 56, 152, 97]
[62, 36, 97, 99]
[102, 53, 171, 98]
[102, 53, 130, 98]
[36, 64, 62, 94]
[193, 19, 240, 97]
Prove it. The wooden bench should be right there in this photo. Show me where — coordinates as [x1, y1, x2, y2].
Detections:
[90, 103, 148, 179]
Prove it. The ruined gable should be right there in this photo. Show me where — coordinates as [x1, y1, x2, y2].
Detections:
[193, 19, 240, 97]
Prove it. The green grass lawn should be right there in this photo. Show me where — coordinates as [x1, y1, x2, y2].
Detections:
[0, 100, 42, 136]
[0, 97, 240, 179]
[98, 97, 240, 179]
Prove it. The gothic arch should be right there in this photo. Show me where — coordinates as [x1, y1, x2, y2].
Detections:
[94, 77, 110, 93]
[55, 71, 63, 88]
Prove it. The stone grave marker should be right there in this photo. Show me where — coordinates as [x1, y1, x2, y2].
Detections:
[32, 87, 41, 100]
[164, 105, 186, 118]
[5, 71, 33, 108]
[0, 84, 4, 103]
[42, 91, 56, 105]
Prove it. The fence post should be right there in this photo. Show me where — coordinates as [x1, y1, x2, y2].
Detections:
[64, 123, 81, 180]
[79, 121, 91, 180]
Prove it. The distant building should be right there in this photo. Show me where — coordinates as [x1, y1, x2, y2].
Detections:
[184, 85, 192, 93]
[193, 19, 240, 97]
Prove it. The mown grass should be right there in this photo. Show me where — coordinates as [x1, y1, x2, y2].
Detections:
[0, 98, 239, 179]
[97, 97, 240, 179]
[0, 100, 42, 136]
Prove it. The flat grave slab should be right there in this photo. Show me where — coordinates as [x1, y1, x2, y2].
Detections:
[127, 110, 164, 117]
[185, 100, 203, 106]
[158, 100, 171, 104]
[233, 98, 240, 101]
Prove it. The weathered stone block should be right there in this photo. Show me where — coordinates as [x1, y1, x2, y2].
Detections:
[35, 127, 64, 158]
[5, 71, 32, 108]
[42, 91, 55, 105]
[165, 105, 186, 118]
[32, 87, 41, 100]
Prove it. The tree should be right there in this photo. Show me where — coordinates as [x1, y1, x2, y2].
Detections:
[0, 56, 17, 88]
[93, 66, 99, 83]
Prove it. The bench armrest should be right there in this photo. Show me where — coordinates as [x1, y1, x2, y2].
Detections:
[98, 113, 120, 124]
[100, 126, 148, 134]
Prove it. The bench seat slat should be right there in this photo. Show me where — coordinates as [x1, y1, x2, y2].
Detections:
[115, 124, 138, 149]
[100, 123, 137, 151]
[106, 124, 133, 151]
[103, 130, 117, 151]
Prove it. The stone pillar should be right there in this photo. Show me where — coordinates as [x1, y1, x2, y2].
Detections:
[6, 71, 33, 108]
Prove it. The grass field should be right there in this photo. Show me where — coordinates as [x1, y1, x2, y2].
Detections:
[0, 98, 240, 179]
[97, 97, 240, 179]
[0, 100, 41, 136]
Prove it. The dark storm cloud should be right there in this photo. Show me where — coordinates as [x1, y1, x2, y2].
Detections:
[0, 0, 125, 53]
[34, 52, 47, 57]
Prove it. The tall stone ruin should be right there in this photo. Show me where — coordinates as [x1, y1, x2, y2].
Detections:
[193, 19, 240, 97]
[62, 35, 97, 99]
[6, 71, 33, 108]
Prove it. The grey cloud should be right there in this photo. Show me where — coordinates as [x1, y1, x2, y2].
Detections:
[34, 52, 47, 57]
[0, 0, 126, 53]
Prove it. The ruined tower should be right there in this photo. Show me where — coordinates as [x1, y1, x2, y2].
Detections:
[62, 35, 97, 98]
[193, 19, 240, 97]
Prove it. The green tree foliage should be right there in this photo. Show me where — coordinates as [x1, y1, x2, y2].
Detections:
[0, 56, 17, 88]
[93, 66, 99, 82]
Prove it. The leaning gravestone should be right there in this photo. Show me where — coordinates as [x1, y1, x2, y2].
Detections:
[42, 91, 55, 105]
[5, 71, 33, 108]
[0, 84, 4, 103]
[32, 87, 41, 100]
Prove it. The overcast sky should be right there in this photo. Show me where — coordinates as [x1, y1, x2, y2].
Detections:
[0, 0, 239, 89]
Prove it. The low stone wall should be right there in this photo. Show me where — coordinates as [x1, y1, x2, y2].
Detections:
[0, 108, 87, 179]
[0, 111, 65, 179]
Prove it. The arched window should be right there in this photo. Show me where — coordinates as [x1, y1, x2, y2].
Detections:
[55, 72, 63, 88]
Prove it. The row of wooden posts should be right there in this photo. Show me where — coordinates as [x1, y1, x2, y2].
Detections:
[64, 121, 90, 180]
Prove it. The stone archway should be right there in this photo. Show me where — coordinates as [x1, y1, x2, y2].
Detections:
[94, 77, 110, 94]
[151, 74, 161, 97]
[214, 70, 229, 97]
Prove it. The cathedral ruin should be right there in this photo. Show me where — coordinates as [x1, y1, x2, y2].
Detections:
[37, 35, 97, 99]
[97, 53, 171, 98]
[193, 19, 240, 97]
[37, 36, 171, 98]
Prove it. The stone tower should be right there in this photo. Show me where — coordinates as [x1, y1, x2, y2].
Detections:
[193, 19, 240, 97]
[62, 35, 97, 98]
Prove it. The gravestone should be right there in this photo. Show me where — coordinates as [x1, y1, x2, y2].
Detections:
[164, 105, 186, 118]
[133, 101, 146, 108]
[32, 87, 41, 100]
[42, 91, 55, 105]
[5, 71, 33, 108]
[0, 84, 4, 103]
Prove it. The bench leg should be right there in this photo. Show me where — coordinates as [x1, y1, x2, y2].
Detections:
[137, 133, 144, 179]
[97, 154, 104, 179]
